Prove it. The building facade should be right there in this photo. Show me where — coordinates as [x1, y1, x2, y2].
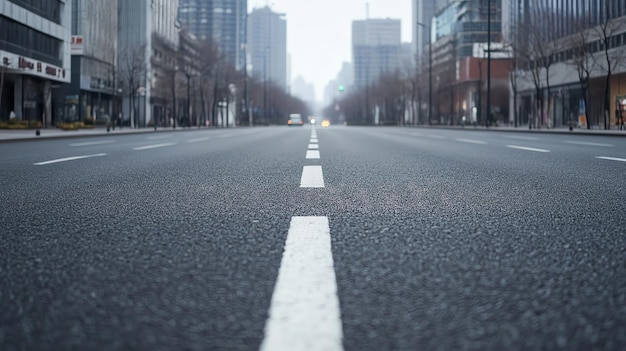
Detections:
[178, 0, 247, 70]
[428, 0, 507, 125]
[412, 0, 450, 68]
[247, 6, 287, 91]
[352, 18, 402, 88]
[67, 0, 118, 125]
[0, 0, 71, 126]
[504, 0, 626, 128]
[118, 0, 180, 128]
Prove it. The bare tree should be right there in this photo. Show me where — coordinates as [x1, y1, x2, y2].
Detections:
[595, 5, 626, 129]
[119, 45, 146, 129]
[566, 23, 595, 129]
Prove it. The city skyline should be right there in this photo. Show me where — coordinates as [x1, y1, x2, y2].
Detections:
[248, 0, 412, 102]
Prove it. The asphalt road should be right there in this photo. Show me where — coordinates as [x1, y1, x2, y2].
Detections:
[0, 126, 624, 350]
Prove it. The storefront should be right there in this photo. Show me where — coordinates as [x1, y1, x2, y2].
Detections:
[0, 52, 70, 126]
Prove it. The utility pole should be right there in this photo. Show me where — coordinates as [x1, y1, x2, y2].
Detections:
[486, 0, 492, 127]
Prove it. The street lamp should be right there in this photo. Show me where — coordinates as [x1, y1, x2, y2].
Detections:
[416, 22, 433, 125]
[263, 46, 270, 124]
[186, 71, 191, 128]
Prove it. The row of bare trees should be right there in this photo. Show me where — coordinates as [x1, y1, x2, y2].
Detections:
[117, 33, 310, 128]
[326, 4, 626, 130]
[509, 4, 626, 130]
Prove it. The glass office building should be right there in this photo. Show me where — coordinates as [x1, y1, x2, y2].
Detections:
[178, 0, 248, 70]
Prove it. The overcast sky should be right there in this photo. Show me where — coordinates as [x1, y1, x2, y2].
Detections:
[248, 0, 412, 102]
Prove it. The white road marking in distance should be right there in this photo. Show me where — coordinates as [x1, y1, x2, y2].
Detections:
[564, 141, 614, 147]
[34, 153, 107, 166]
[133, 143, 177, 151]
[596, 156, 626, 162]
[300, 166, 325, 188]
[506, 145, 551, 153]
[260, 216, 343, 351]
[187, 137, 211, 143]
[455, 138, 487, 145]
[308, 144, 319, 150]
[306, 150, 320, 159]
[69, 140, 116, 147]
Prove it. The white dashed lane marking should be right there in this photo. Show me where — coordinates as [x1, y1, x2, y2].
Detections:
[187, 137, 211, 143]
[300, 166, 325, 188]
[260, 216, 343, 351]
[564, 141, 614, 147]
[133, 143, 177, 151]
[310, 138, 319, 143]
[306, 150, 320, 159]
[506, 145, 551, 153]
[34, 153, 107, 166]
[455, 138, 487, 145]
[596, 156, 626, 162]
[308, 144, 319, 150]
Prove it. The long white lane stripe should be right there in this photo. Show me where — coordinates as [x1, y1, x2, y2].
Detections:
[455, 138, 487, 145]
[187, 137, 211, 143]
[596, 156, 626, 162]
[306, 150, 320, 159]
[133, 143, 177, 151]
[300, 166, 325, 188]
[34, 153, 107, 166]
[69, 140, 116, 147]
[261, 216, 343, 351]
[565, 141, 614, 147]
[308, 144, 319, 150]
[506, 145, 550, 153]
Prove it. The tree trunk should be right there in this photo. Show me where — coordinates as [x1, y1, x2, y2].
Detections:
[604, 74, 611, 130]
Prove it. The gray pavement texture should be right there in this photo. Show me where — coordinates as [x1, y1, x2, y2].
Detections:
[0, 126, 625, 350]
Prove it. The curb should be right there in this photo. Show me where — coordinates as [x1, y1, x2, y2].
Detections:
[0, 127, 220, 143]
[408, 125, 626, 137]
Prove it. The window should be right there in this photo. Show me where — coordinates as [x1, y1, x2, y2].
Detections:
[0, 15, 62, 66]
[8, 0, 62, 24]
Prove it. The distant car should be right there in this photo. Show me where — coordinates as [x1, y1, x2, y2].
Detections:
[288, 114, 304, 126]
[321, 119, 331, 127]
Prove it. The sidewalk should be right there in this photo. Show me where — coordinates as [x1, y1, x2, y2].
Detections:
[412, 124, 626, 137]
[0, 126, 192, 142]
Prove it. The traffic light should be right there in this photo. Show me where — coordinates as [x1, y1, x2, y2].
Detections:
[338, 85, 345, 92]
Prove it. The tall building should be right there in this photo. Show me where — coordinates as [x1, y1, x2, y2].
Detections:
[352, 18, 402, 88]
[427, 0, 508, 126]
[503, 0, 626, 128]
[68, 0, 118, 123]
[178, 0, 247, 70]
[247, 6, 287, 90]
[433, 0, 502, 58]
[0, 0, 71, 126]
[118, 0, 180, 127]
[412, 1, 438, 65]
